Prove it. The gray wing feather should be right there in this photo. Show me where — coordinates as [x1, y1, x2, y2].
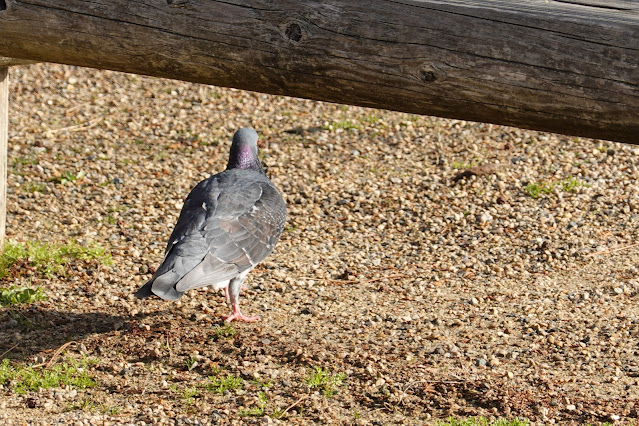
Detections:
[176, 253, 239, 292]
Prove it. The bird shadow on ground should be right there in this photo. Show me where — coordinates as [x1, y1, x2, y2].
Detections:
[0, 302, 225, 361]
[0, 305, 145, 360]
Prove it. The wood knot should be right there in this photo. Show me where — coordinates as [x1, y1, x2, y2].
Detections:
[285, 23, 303, 42]
[420, 69, 437, 83]
[0, 0, 6, 11]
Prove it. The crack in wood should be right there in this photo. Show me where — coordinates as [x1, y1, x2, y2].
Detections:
[552, 0, 636, 12]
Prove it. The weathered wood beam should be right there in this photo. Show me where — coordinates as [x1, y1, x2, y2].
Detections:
[0, 67, 8, 249]
[0, 56, 36, 67]
[0, 0, 637, 143]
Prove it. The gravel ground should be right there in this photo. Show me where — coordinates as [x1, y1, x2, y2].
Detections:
[1, 63, 639, 425]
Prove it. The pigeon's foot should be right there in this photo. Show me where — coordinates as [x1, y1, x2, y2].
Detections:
[224, 306, 260, 323]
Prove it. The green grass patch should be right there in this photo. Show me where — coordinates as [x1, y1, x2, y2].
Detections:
[451, 161, 473, 170]
[560, 177, 585, 192]
[185, 355, 199, 371]
[23, 182, 46, 193]
[239, 391, 267, 417]
[11, 156, 39, 167]
[211, 324, 237, 341]
[247, 378, 273, 389]
[0, 239, 111, 278]
[204, 374, 243, 394]
[285, 224, 297, 233]
[68, 399, 121, 415]
[168, 371, 244, 407]
[103, 406, 121, 415]
[361, 115, 388, 129]
[68, 398, 99, 411]
[181, 386, 200, 399]
[0, 286, 47, 307]
[364, 115, 379, 124]
[169, 384, 200, 406]
[524, 182, 554, 199]
[437, 417, 529, 426]
[180, 386, 200, 405]
[0, 357, 97, 394]
[50, 170, 85, 185]
[305, 367, 346, 398]
[322, 120, 361, 131]
[525, 177, 588, 199]
[107, 205, 127, 214]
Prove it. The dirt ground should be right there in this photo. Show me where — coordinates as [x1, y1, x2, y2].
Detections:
[1, 64, 639, 425]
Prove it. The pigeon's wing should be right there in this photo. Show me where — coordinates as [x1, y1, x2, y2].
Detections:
[137, 171, 285, 300]
[136, 178, 225, 300]
[176, 176, 286, 292]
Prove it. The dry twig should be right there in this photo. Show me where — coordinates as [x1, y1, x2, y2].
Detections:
[280, 395, 307, 417]
[0, 343, 20, 359]
[45, 118, 102, 135]
[586, 242, 639, 257]
[43, 341, 76, 369]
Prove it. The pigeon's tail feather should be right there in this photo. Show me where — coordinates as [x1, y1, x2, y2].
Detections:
[150, 271, 185, 300]
[134, 272, 184, 301]
[134, 280, 155, 299]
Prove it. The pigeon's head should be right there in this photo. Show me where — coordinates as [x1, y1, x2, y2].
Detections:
[227, 127, 264, 173]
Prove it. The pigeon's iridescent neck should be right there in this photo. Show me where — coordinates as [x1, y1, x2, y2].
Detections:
[229, 146, 263, 172]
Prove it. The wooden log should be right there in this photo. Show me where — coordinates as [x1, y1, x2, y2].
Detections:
[0, 67, 8, 249]
[0, 0, 637, 143]
[0, 56, 36, 67]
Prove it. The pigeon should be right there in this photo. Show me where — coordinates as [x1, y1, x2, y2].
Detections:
[135, 127, 286, 322]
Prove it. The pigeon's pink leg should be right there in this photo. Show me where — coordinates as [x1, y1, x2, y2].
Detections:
[225, 304, 260, 323]
[223, 284, 246, 305]
[224, 273, 258, 323]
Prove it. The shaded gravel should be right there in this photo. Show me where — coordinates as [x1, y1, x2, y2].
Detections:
[1, 63, 638, 425]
